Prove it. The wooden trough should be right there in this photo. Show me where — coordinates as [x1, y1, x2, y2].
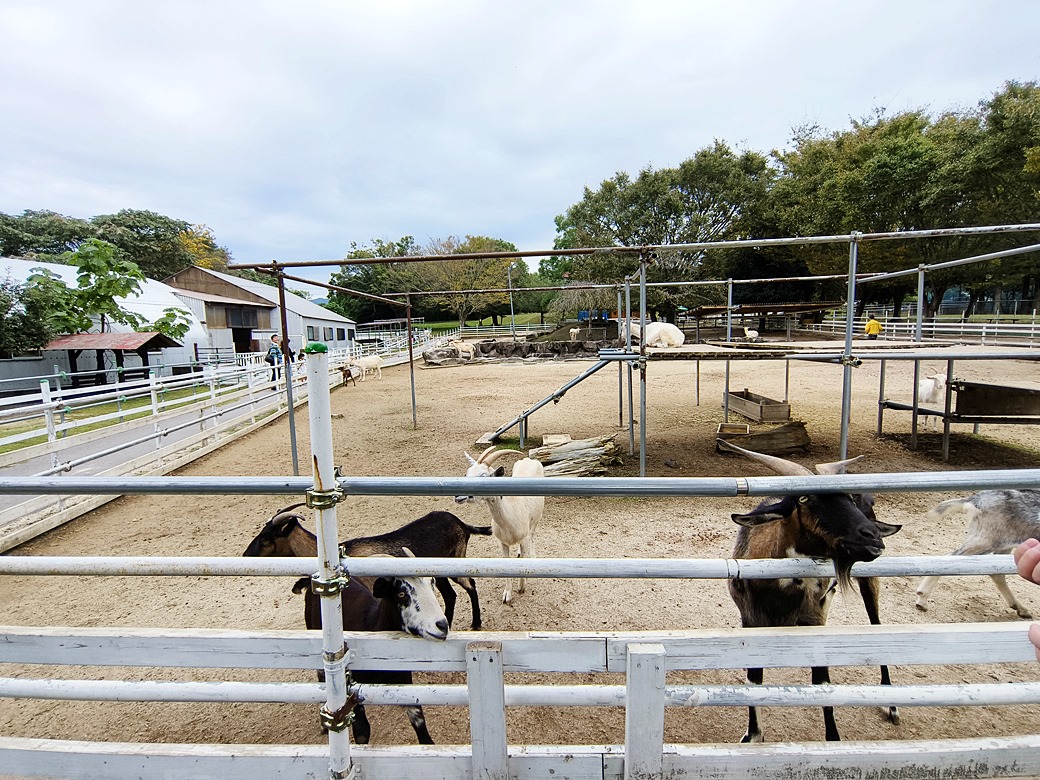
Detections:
[724, 388, 791, 423]
[716, 420, 810, 454]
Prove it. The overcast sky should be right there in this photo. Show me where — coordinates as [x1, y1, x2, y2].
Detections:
[2, 1, 1038, 290]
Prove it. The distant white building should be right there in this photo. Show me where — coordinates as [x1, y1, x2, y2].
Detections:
[163, 266, 355, 357]
[0, 257, 208, 389]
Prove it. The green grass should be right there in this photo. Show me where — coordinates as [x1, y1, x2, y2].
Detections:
[425, 313, 549, 332]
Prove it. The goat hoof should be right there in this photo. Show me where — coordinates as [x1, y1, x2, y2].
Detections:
[885, 706, 901, 725]
[914, 599, 929, 612]
[740, 732, 763, 744]
[1017, 608, 1033, 619]
[502, 593, 512, 604]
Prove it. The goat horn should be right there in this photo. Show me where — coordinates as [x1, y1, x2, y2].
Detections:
[475, 445, 499, 464]
[402, 547, 416, 558]
[716, 439, 814, 477]
[813, 455, 865, 475]
[480, 448, 525, 468]
[269, 502, 308, 526]
[464, 451, 478, 466]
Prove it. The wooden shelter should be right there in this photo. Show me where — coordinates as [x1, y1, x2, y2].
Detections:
[44, 332, 181, 386]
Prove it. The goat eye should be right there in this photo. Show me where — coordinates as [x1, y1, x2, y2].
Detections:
[398, 591, 406, 600]
[798, 496, 810, 504]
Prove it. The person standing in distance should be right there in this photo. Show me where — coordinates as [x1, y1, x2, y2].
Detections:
[864, 315, 883, 340]
[266, 334, 283, 382]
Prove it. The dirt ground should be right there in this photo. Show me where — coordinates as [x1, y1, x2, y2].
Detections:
[2, 340, 1039, 750]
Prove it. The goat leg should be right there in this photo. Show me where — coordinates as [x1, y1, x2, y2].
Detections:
[454, 576, 482, 630]
[406, 705, 434, 744]
[856, 576, 900, 725]
[991, 574, 1033, 618]
[812, 665, 840, 741]
[740, 667, 765, 743]
[434, 577, 458, 627]
[351, 705, 371, 744]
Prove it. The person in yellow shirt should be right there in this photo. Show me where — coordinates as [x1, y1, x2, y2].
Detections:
[864, 315, 883, 340]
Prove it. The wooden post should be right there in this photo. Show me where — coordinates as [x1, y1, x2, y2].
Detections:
[467, 640, 507, 780]
[625, 642, 665, 780]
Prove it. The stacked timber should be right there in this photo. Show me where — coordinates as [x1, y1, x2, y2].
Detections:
[529, 434, 623, 476]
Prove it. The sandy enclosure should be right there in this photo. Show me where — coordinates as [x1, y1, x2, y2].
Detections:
[1, 346, 1039, 749]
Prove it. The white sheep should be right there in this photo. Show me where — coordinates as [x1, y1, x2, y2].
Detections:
[349, 354, 384, 381]
[569, 327, 580, 342]
[621, 321, 686, 348]
[916, 373, 947, 430]
[455, 446, 545, 604]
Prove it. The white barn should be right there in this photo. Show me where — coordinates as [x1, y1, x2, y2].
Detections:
[163, 267, 355, 358]
[0, 257, 208, 389]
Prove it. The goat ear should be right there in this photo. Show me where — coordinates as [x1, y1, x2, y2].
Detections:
[731, 510, 785, 528]
[874, 520, 902, 537]
[493, 466, 506, 477]
[464, 452, 477, 466]
[372, 577, 393, 599]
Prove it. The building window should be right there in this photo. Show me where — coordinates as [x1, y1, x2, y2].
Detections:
[226, 307, 258, 328]
[348, 328, 355, 341]
[336, 328, 346, 340]
[323, 327, 334, 340]
[306, 326, 317, 340]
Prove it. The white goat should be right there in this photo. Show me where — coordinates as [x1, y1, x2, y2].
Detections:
[569, 327, 580, 342]
[349, 355, 384, 381]
[455, 446, 545, 604]
[620, 321, 686, 348]
[743, 326, 759, 341]
[916, 373, 947, 430]
[916, 489, 1040, 618]
[450, 340, 475, 360]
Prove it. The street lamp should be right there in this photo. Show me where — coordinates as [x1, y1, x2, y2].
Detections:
[507, 262, 517, 342]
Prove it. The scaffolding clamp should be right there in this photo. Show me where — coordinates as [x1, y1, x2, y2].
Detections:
[840, 354, 863, 368]
[306, 488, 343, 509]
[310, 568, 349, 597]
[320, 688, 360, 732]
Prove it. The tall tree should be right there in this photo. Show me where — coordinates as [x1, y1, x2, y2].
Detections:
[327, 237, 421, 322]
[90, 209, 194, 280]
[0, 210, 92, 257]
[399, 236, 518, 327]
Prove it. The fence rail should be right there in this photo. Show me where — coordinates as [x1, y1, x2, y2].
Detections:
[0, 349, 1037, 779]
[805, 315, 1040, 346]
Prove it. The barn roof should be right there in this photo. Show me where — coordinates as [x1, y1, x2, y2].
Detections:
[44, 332, 181, 351]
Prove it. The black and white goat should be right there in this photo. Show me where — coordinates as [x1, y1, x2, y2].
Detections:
[456, 446, 545, 604]
[244, 506, 492, 629]
[290, 550, 445, 744]
[916, 489, 1040, 619]
[718, 440, 902, 743]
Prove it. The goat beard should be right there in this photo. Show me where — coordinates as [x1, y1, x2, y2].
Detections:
[832, 555, 857, 591]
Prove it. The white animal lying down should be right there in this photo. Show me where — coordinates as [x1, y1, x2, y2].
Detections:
[622, 321, 686, 347]
[349, 355, 384, 381]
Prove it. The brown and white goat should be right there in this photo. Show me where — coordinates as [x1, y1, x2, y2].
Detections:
[916, 489, 1040, 618]
[455, 446, 545, 604]
[718, 440, 902, 743]
[289, 549, 446, 745]
[243, 506, 492, 629]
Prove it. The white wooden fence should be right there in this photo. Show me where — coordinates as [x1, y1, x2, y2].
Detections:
[0, 350, 1038, 779]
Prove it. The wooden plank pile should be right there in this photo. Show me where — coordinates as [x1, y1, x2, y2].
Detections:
[529, 434, 623, 476]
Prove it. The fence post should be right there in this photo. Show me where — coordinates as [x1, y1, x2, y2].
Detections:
[468, 640, 508, 780]
[625, 642, 665, 780]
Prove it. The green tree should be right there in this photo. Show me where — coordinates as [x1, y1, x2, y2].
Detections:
[0, 210, 92, 257]
[399, 236, 518, 327]
[90, 209, 194, 280]
[0, 276, 56, 357]
[327, 237, 422, 322]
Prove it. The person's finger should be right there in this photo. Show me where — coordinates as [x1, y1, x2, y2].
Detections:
[1015, 541, 1040, 584]
[1013, 537, 1040, 564]
[1029, 624, 1040, 663]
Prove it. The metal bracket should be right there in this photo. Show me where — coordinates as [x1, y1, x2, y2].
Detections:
[320, 689, 361, 732]
[310, 570, 349, 597]
[306, 488, 343, 509]
[840, 355, 863, 368]
[331, 765, 359, 780]
[323, 643, 349, 664]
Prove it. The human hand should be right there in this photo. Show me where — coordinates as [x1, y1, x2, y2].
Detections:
[1014, 538, 1040, 585]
